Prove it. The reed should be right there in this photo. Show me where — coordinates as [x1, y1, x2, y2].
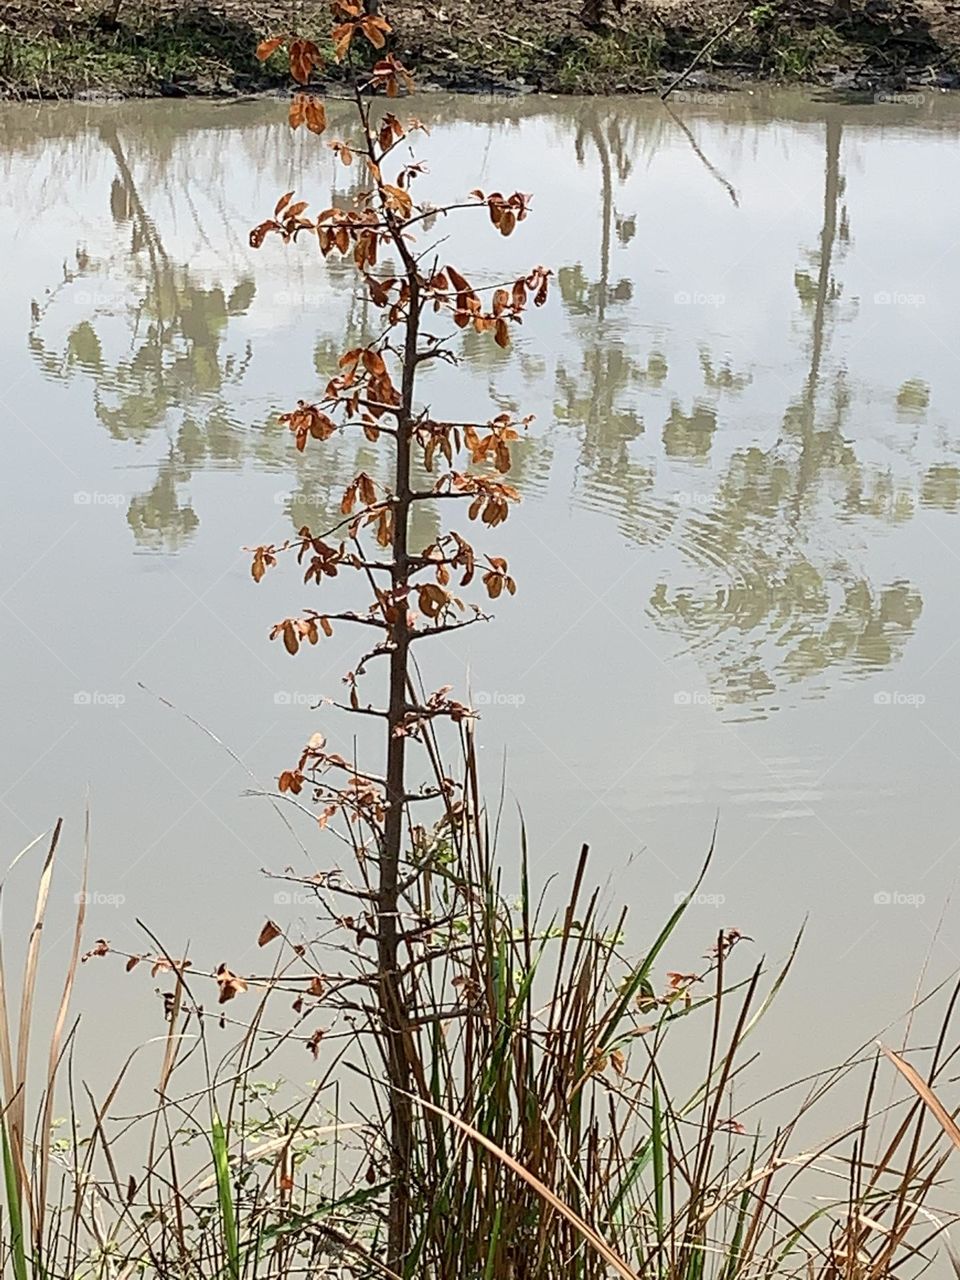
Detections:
[2, 773, 959, 1279]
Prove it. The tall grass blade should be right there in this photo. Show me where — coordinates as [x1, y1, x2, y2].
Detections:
[36, 806, 87, 1253]
[881, 1043, 960, 1147]
[1, 1117, 26, 1280]
[212, 1111, 240, 1280]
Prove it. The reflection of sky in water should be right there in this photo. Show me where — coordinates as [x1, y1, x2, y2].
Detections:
[14, 99, 958, 716]
[2, 93, 960, 1095]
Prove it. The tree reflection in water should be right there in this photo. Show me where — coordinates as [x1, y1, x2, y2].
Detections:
[28, 123, 262, 551]
[559, 106, 927, 716]
[23, 98, 954, 717]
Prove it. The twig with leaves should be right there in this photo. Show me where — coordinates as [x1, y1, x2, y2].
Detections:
[247, 3, 550, 1266]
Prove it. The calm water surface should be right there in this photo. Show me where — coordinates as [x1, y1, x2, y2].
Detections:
[2, 90, 960, 1088]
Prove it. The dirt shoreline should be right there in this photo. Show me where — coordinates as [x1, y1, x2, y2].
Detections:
[1, 0, 959, 100]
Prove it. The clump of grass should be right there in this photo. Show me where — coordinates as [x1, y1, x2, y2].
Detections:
[3, 768, 960, 1278]
[553, 29, 669, 93]
[0, 4, 296, 98]
[0, 31, 222, 98]
[733, 10, 850, 79]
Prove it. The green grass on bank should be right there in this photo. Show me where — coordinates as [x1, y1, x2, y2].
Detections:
[0, 0, 957, 99]
[0, 7, 287, 97]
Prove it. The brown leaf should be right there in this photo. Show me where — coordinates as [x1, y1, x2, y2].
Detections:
[384, 183, 414, 215]
[258, 920, 282, 947]
[446, 265, 470, 292]
[81, 938, 110, 962]
[249, 220, 279, 249]
[358, 472, 377, 505]
[256, 35, 284, 61]
[274, 190, 295, 217]
[288, 95, 306, 130]
[216, 964, 248, 1004]
[375, 508, 393, 548]
[362, 348, 387, 377]
[331, 21, 355, 61]
[304, 97, 326, 135]
[289, 37, 322, 84]
[359, 14, 391, 47]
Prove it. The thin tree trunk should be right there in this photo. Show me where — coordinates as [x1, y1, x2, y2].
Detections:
[380, 263, 422, 1272]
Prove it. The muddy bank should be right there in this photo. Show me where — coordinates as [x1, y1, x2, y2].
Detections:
[1, 0, 958, 99]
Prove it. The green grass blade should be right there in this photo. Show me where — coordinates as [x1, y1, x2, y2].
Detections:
[211, 1112, 239, 1280]
[652, 1079, 666, 1259]
[482, 1201, 503, 1280]
[2, 1116, 27, 1280]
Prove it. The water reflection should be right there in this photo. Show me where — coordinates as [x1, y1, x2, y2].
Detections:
[28, 121, 258, 550]
[14, 93, 960, 717]
[640, 115, 924, 714]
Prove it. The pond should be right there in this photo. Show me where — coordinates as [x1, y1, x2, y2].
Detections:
[2, 88, 959, 1088]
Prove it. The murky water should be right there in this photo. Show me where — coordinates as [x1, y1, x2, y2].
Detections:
[3, 90, 960, 1087]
